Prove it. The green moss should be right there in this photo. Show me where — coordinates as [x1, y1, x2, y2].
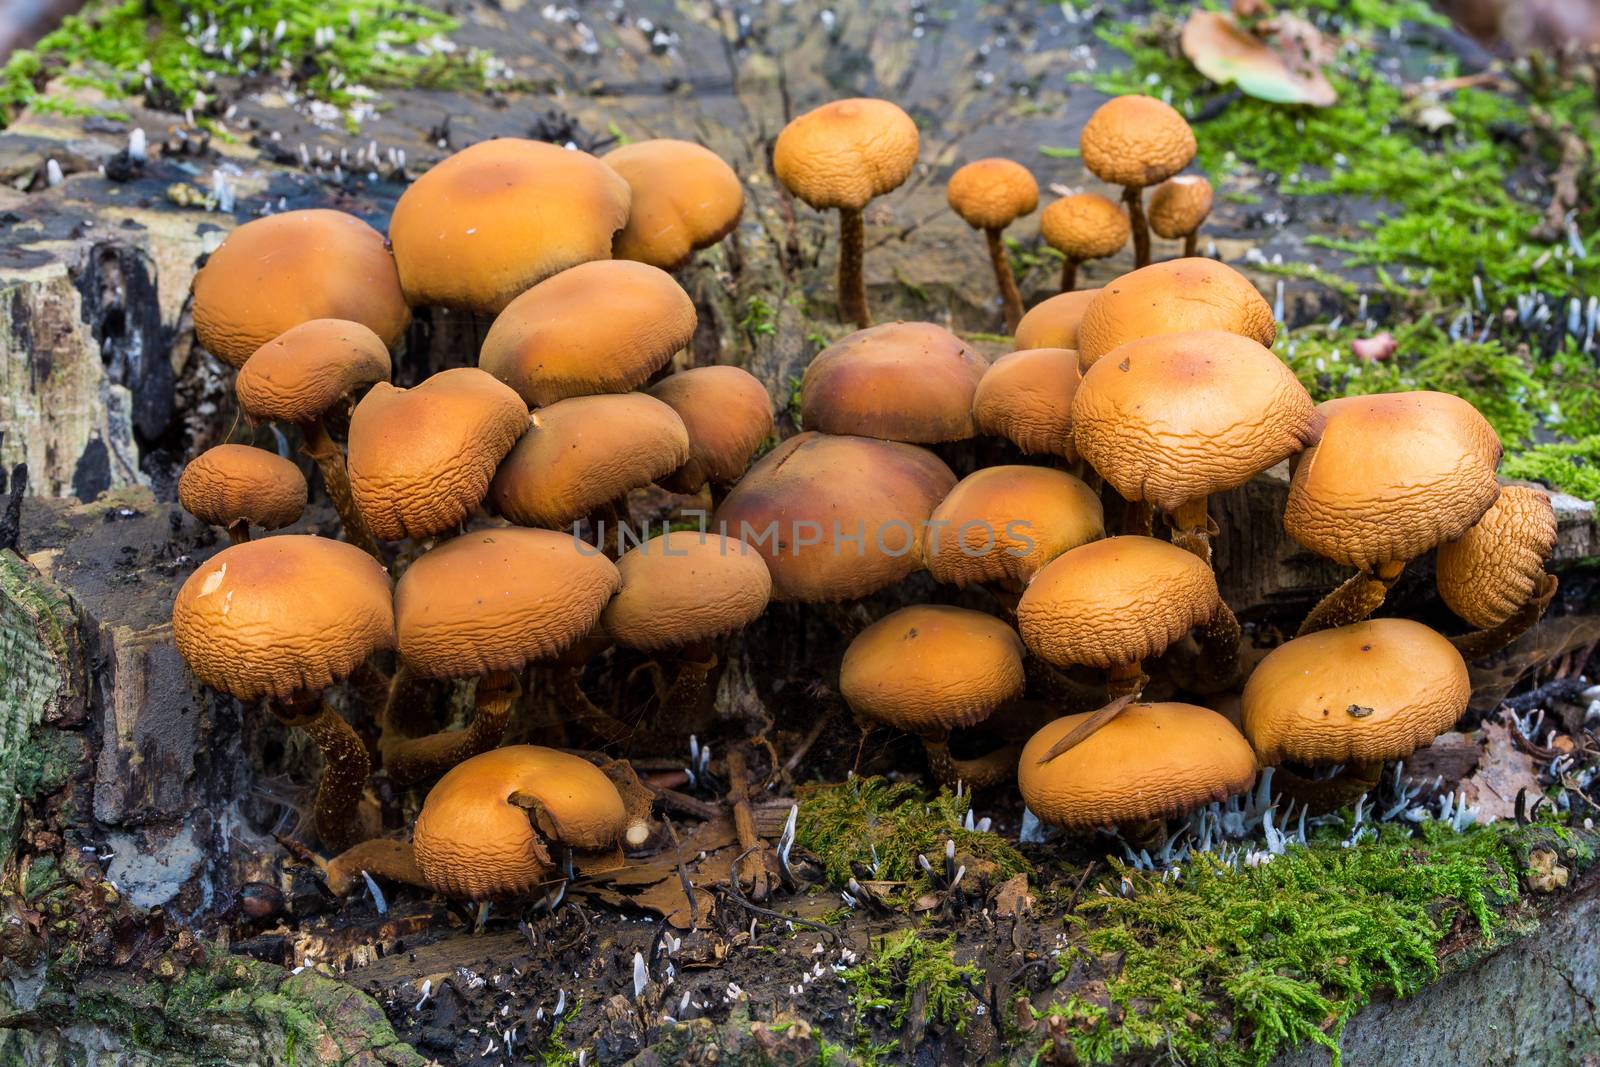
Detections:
[1503, 436, 1600, 501]
[844, 929, 982, 1045]
[741, 295, 778, 339]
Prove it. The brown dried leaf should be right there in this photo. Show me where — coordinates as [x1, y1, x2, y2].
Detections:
[1181, 10, 1338, 107]
[1457, 719, 1543, 823]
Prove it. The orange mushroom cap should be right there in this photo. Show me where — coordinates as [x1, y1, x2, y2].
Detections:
[235, 318, 392, 425]
[1039, 193, 1130, 262]
[648, 366, 775, 494]
[924, 466, 1104, 589]
[602, 532, 773, 652]
[773, 98, 920, 211]
[971, 347, 1082, 459]
[1148, 175, 1215, 239]
[800, 322, 988, 443]
[604, 139, 744, 270]
[1013, 289, 1100, 351]
[1075, 258, 1276, 367]
[177, 444, 308, 533]
[1436, 485, 1558, 629]
[946, 158, 1039, 231]
[1079, 95, 1197, 188]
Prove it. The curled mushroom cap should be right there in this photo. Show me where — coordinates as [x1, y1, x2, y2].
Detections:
[1040, 193, 1130, 262]
[1148, 175, 1214, 239]
[348, 368, 529, 541]
[602, 532, 772, 652]
[713, 432, 956, 602]
[1241, 619, 1469, 766]
[1021, 703, 1256, 829]
[490, 393, 689, 529]
[801, 322, 989, 443]
[172, 535, 394, 701]
[1076, 259, 1276, 367]
[1437, 486, 1558, 629]
[1283, 392, 1501, 570]
[1315, 391, 1502, 470]
[396, 528, 620, 679]
[178, 445, 307, 533]
[972, 348, 1082, 459]
[1013, 290, 1100, 350]
[1017, 536, 1220, 669]
[388, 139, 631, 314]
[946, 158, 1039, 231]
[1079, 95, 1197, 188]
[648, 366, 775, 493]
[479, 260, 697, 408]
[604, 139, 744, 270]
[925, 466, 1104, 589]
[773, 98, 920, 211]
[1072, 330, 1318, 512]
[841, 606, 1024, 735]
[235, 319, 392, 425]
[413, 746, 627, 899]
[191, 210, 409, 368]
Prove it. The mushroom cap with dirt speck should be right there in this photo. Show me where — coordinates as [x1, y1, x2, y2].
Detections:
[800, 322, 989, 443]
[603, 139, 744, 270]
[602, 532, 773, 652]
[712, 431, 956, 602]
[190, 209, 409, 368]
[1013, 289, 1100, 351]
[1079, 95, 1197, 188]
[1075, 259, 1276, 366]
[1017, 536, 1220, 670]
[1283, 392, 1501, 570]
[1071, 330, 1318, 512]
[1020, 703, 1257, 829]
[172, 535, 394, 701]
[1148, 175, 1215, 238]
[178, 445, 307, 533]
[946, 158, 1039, 230]
[841, 605, 1025, 734]
[489, 393, 689, 530]
[235, 318, 392, 425]
[1437, 485, 1557, 629]
[347, 368, 529, 541]
[1039, 193, 1130, 262]
[924, 466, 1104, 589]
[1241, 618, 1470, 766]
[647, 366, 775, 493]
[478, 259, 696, 408]
[395, 528, 620, 680]
[773, 98, 920, 211]
[1314, 391, 1502, 470]
[414, 746, 627, 899]
[972, 348, 1082, 459]
[387, 139, 631, 315]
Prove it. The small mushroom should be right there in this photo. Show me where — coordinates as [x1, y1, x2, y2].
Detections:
[800, 322, 989, 443]
[1012, 289, 1101, 351]
[177, 444, 307, 544]
[1148, 175, 1214, 258]
[603, 139, 744, 270]
[773, 98, 920, 327]
[1040, 193, 1130, 293]
[1436, 485, 1560, 659]
[946, 158, 1040, 332]
[647, 366, 775, 504]
[1076, 258, 1276, 368]
[1079, 95, 1197, 268]
[971, 348, 1083, 461]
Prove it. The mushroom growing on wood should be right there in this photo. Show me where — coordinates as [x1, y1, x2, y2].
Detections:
[603, 139, 745, 270]
[1040, 193, 1129, 292]
[946, 158, 1040, 331]
[177, 444, 306, 544]
[648, 366, 775, 502]
[1075, 258, 1276, 367]
[1148, 175, 1214, 257]
[1012, 289, 1101, 352]
[1079, 95, 1197, 268]
[971, 348, 1083, 461]
[1436, 485, 1560, 659]
[800, 322, 988, 443]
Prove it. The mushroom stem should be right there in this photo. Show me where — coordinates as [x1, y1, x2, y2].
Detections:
[1169, 497, 1215, 567]
[549, 666, 634, 747]
[837, 206, 870, 328]
[1297, 560, 1406, 637]
[299, 418, 383, 560]
[985, 228, 1025, 333]
[380, 660, 437, 741]
[1271, 760, 1385, 816]
[1061, 257, 1080, 294]
[1122, 819, 1168, 853]
[226, 519, 251, 545]
[380, 670, 519, 788]
[922, 733, 1021, 789]
[655, 641, 718, 733]
[1035, 694, 1138, 765]
[270, 694, 373, 853]
[1123, 185, 1151, 268]
[323, 838, 429, 896]
[1451, 573, 1558, 661]
[1183, 231, 1199, 258]
[1107, 661, 1147, 700]
[726, 747, 776, 901]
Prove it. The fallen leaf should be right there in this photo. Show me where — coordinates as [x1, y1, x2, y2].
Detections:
[1457, 719, 1544, 823]
[1351, 331, 1398, 362]
[1181, 10, 1338, 108]
[992, 873, 1035, 918]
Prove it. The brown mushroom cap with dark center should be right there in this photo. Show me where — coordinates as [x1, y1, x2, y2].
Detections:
[388, 139, 631, 315]
[800, 322, 989, 443]
[1013, 289, 1100, 351]
[178, 444, 307, 536]
[924, 466, 1104, 589]
[235, 319, 392, 425]
[347, 368, 529, 541]
[478, 260, 697, 408]
[1076, 259, 1276, 367]
[604, 139, 744, 270]
[1148, 176, 1214, 241]
[1437, 485, 1558, 629]
[191, 209, 410, 368]
[647, 366, 775, 494]
[971, 348, 1082, 459]
[602, 532, 772, 652]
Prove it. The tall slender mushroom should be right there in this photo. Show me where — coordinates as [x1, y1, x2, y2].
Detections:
[1011, 289, 1101, 352]
[603, 139, 745, 271]
[945, 158, 1039, 332]
[177, 444, 306, 544]
[1040, 193, 1130, 293]
[1079, 95, 1197, 268]
[1075, 258, 1276, 368]
[773, 98, 920, 328]
[1436, 485, 1560, 659]
[971, 349, 1083, 461]
[800, 322, 988, 443]
[1148, 175, 1214, 258]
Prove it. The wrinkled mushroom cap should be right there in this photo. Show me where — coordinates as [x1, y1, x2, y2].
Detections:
[479, 260, 696, 407]
[1039, 193, 1130, 262]
[414, 746, 627, 899]
[1241, 619, 1470, 766]
[235, 319, 392, 424]
[648, 366, 775, 493]
[841, 605, 1025, 734]
[1076, 259, 1276, 367]
[801, 322, 988, 443]
[1020, 703, 1257, 829]
[396, 528, 620, 679]
[1148, 175, 1215, 238]
[1315, 391, 1502, 470]
[1283, 392, 1501, 569]
[191, 209, 409, 368]
[602, 532, 772, 652]
[348, 368, 529, 541]
[1013, 289, 1100, 351]
[1017, 536, 1220, 669]
[1072, 330, 1318, 511]
[925, 466, 1104, 589]
[178, 444, 307, 532]
[946, 158, 1039, 231]
[490, 393, 689, 529]
[972, 348, 1082, 459]
[1437, 485, 1557, 629]
[713, 432, 956, 602]
[388, 139, 631, 314]
[1080, 95, 1197, 188]
[172, 535, 394, 701]
[604, 139, 745, 269]
[773, 98, 920, 211]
